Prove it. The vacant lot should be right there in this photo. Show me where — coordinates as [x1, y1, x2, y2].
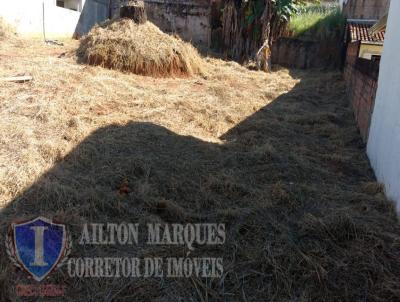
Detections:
[0, 38, 399, 301]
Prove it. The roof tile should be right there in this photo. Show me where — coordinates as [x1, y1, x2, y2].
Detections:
[348, 22, 385, 43]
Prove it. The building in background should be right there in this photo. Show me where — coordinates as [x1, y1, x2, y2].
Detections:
[367, 1, 400, 212]
[0, 0, 214, 48]
[341, 0, 400, 213]
[345, 21, 385, 60]
[0, 0, 110, 38]
[342, 0, 390, 20]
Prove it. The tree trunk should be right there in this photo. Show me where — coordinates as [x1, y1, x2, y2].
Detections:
[221, 0, 286, 66]
[120, 0, 147, 24]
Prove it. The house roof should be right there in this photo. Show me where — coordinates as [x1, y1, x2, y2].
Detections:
[348, 21, 385, 44]
[369, 13, 388, 36]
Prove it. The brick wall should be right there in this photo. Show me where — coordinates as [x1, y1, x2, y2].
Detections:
[343, 0, 390, 20]
[344, 41, 380, 142]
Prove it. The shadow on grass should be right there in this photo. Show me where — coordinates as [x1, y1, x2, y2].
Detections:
[0, 71, 399, 301]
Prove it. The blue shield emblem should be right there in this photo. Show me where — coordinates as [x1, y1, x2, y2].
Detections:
[12, 217, 66, 282]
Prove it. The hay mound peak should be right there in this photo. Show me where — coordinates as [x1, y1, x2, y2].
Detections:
[78, 18, 205, 77]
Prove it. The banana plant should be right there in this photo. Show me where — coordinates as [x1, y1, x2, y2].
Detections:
[273, 0, 302, 21]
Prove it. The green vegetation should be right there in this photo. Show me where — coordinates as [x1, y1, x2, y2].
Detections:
[274, 0, 301, 22]
[288, 3, 345, 40]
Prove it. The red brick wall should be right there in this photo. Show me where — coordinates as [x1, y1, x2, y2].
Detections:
[344, 42, 379, 142]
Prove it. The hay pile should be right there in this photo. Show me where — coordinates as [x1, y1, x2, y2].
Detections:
[77, 19, 204, 77]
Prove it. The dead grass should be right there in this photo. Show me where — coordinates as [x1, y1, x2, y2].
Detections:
[0, 36, 399, 301]
[77, 19, 205, 77]
[0, 37, 285, 207]
[361, 181, 385, 195]
[0, 18, 14, 40]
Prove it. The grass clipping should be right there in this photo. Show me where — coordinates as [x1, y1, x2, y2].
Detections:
[77, 18, 205, 77]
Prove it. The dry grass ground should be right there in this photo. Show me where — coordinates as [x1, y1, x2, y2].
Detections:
[0, 18, 15, 40]
[0, 36, 399, 301]
[0, 38, 297, 209]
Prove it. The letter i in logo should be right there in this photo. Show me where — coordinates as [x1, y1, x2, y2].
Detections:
[30, 226, 49, 267]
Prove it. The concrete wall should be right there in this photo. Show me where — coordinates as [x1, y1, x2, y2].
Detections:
[75, 0, 110, 37]
[271, 37, 342, 69]
[143, 0, 211, 48]
[367, 0, 400, 212]
[0, 0, 109, 38]
[110, 0, 212, 48]
[343, 0, 390, 20]
[63, 0, 84, 11]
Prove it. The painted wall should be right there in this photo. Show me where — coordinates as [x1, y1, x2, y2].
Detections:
[0, 0, 81, 37]
[367, 0, 400, 212]
[359, 44, 383, 59]
[0, 0, 109, 38]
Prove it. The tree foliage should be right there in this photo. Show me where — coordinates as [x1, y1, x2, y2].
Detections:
[220, 0, 312, 61]
[273, 0, 300, 21]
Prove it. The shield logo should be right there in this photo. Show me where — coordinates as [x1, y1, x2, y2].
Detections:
[10, 217, 67, 282]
